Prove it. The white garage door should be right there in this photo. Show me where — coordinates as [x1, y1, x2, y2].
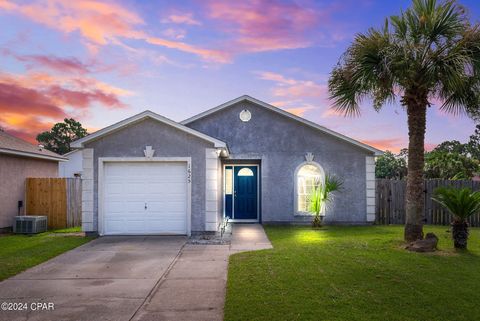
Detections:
[103, 162, 187, 235]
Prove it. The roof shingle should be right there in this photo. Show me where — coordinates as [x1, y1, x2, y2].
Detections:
[0, 130, 66, 161]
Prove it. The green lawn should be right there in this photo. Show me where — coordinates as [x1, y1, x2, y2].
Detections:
[0, 229, 93, 281]
[50, 226, 82, 233]
[225, 225, 480, 321]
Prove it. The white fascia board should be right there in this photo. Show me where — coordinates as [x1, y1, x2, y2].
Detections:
[181, 95, 384, 156]
[71, 110, 227, 149]
[62, 149, 83, 157]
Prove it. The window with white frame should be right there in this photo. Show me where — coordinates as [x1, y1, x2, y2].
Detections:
[296, 164, 323, 213]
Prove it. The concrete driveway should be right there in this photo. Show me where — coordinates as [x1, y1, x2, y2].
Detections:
[0, 236, 186, 321]
[0, 224, 272, 321]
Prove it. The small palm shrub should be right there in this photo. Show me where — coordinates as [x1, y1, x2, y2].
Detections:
[309, 175, 343, 228]
[432, 187, 480, 249]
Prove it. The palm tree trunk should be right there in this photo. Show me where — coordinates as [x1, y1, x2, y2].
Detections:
[452, 220, 469, 249]
[404, 95, 427, 242]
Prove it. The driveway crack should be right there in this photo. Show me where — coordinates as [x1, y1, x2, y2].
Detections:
[128, 241, 186, 321]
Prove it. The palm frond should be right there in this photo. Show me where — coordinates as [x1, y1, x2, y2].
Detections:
[329, 0, 480, 119]
[432, 187, 480, 221]
[328, 28, 396, 115]
[308, 175, 343, 215]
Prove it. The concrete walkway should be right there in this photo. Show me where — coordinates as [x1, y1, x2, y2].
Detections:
[0, 224, 272, 321]
[132, 224, 272, 321]
[230, 223, 274, 252]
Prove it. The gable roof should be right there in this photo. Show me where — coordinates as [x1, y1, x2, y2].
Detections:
[62, 149, 82, 157]
[0, 130, 67, 162]
[71, 110, 227, 149]
[181, 95, 383, 156]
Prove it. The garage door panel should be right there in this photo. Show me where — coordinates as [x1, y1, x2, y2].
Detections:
[103, 162, 188, 235]
[105, 210, 144, 219]
[147, 182, 186, 194]
[148, 164, 184, 174]
[148, 220, 185, 233]
[105, 220, 126, 234]
[105, 182, 123, 194]
[126, 201, 146, 212]
[125, 220, 147, 233]
[126, 183, 148, 194]
[104, 200, 124, 213]
[148, 201, 186, 212]
[146, 194, 185, 202]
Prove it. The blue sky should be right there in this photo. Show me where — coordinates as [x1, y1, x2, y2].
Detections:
[0, 0, 479, 151]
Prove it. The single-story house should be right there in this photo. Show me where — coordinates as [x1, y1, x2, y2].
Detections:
[0, 130, 66, 231]
[71, 95, 382, 236]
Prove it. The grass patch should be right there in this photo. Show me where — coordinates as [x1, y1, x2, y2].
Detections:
[50, 226, 82, 233]
[225, 225, 480, 321]
[0, 230, 93, 281]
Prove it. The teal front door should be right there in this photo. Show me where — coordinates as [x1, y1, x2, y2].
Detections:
[233, 166, 258, 220]
[225, 165, 258, 220]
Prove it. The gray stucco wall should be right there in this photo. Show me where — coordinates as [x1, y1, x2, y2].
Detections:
[84, 118, 214, 232]
[186, 101, 373, 223]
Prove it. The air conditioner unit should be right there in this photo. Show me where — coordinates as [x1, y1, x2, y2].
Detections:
[13, 216, 48, 234]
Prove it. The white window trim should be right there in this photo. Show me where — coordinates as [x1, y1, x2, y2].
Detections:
[294, 161, 325, 216]
[97, 157, 192, 236]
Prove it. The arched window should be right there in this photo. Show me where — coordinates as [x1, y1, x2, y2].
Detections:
[238, 168, 254, 176]
[295, 163, 324, 214]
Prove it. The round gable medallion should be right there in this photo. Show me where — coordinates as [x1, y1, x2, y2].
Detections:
[239, 109, 251, 122]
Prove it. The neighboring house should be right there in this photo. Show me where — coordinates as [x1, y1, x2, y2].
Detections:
[71, 95, 382, 236]
[0, 131, 66, 231]
[59, 149, 83, 177]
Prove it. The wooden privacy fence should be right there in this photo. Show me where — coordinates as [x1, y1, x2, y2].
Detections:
[26, 178, 82, 229]
[376, 179, 480, 227]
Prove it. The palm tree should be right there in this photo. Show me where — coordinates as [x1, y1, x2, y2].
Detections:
[328, 0, 480, 241]
[309, 175, 343, 227]
[432, 187, 480, 249]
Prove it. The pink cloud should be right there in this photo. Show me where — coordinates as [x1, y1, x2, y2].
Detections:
[162, 12, 201, 25]
[1, 114, 55, 144]
[360, 138, 405, 152]
[270, 100, 293, 108]
[257, 70, 337, 120]
[272, 82, 326, 98]
[0, 0, 229, 63]
[0, 83, 66, 118]
[321, 108, 345, 118]
[256, 71, 327, 99]
[0, 0, 341, 63]
[257, 72, 298, 85]
[424, 143, 438, 151]
[23, 55, 90, 74]
[47, 85, 127, 109]
[204, 0, 324, 52]
[359, 138, 437, 153]
[162, 28, 187, 40]
[144, 36, 230, 63]
[0, 69, 130, 142]
[284, 106, 315, 117]
[2, 49, 91, 74]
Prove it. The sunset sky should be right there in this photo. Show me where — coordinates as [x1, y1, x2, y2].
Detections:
[1, 0, 479, 152]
